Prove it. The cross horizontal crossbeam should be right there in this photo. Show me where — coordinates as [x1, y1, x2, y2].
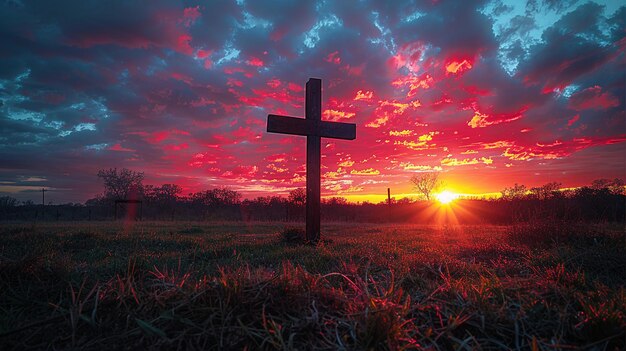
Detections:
[267, 114, 356, 140]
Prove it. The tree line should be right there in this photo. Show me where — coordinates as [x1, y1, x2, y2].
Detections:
[0, 168, 623, 223]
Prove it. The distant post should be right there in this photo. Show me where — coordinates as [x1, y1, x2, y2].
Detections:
[267, 78, 356, 243]
[41, 188, 47, 220]
[387, 188, 391, 222]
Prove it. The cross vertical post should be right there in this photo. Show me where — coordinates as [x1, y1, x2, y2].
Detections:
[306, 78, 321, 243]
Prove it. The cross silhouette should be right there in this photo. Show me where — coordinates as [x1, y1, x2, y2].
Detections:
[267, 78, 356, 243]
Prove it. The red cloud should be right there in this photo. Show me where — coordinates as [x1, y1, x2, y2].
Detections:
[196, 49, 212, 68]
[247, 57, 264, 67]
[467, 110, 524, 128]
[392, 73, 433, 97]
[288, 83, 303, 92]
[176, 34, 194, 55]
[266, 153, 288, 163]
[388, 42, 424, 73]
[389, 130, 413, 137]
[164, 143, 188, 151]
[223, 165, 259, 178]
[569, 86, 619, 110]
[170, 72, 193, 84]
[567, 114, 580, 127]
[445, 58, 473, 75]
[354, 90, 374, 101]
[267, 79, 281, 88]
[501, 135, 626, 162]
[324, 51, 341, 64]
[182, 6, 201, 27]
[196, 49, 211, 59]
[323, 109, 355, 121]
[350, 168, 380, 175]
[341, 63, 365, 76]
[109, 143, 135, 152]
[249, 87, 303, 107]
[366, 100, 421, 128]
[441, 157, 493, 166]
[144, 130, 191, 144]
[481, 141, 514, 149]
[231, 127, 261, 141]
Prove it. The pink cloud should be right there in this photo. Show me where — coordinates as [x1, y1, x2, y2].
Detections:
[569, 86, 619, 110]
[170, 72, 193, 84]
[467, 110, 524, 128]
[182, 6, 201, 27]
[164, 143, 188, 151]
[176, 34, 194, 55]
[392, 73, 433, 97]
[267, 79, 281, 88]
[247, 57, 264, 67]
[567, 114, 580, 127]
[288, 83, 303, 92]
[324, 51, 341, 65]
[109, 143, 135, 152]
[322, 109, 355, 121]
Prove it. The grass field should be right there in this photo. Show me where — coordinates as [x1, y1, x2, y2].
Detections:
[0, 221, 624, 350]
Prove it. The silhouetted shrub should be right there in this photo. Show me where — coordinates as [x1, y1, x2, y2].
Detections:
[279, 227, 306, 245]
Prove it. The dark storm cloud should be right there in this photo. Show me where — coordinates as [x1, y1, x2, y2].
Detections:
[510, 2, 624, 142]
[517, 2, 619, 92]
[396, 0, 497, 58]
[244, 0, 316, 46]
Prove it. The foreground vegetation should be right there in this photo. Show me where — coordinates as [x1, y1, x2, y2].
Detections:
[0, 221, 624, 350]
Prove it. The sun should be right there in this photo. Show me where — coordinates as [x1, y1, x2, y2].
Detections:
[435, 190, 459, 205]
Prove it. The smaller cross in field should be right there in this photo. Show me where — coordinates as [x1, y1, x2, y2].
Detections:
[267, 78, 356, 243]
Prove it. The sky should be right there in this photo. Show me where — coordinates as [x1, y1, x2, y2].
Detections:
[0, 0, 624, 204]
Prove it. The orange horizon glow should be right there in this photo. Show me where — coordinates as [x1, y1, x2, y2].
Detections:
[323, 189, 499, 204]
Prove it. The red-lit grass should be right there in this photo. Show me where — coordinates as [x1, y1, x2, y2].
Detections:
[0, 222, 624, 349]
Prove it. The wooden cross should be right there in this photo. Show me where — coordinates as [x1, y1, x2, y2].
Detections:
[267, 78, 356, 243]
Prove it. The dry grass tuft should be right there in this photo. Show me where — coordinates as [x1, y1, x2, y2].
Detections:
[278, 226, 306, 245]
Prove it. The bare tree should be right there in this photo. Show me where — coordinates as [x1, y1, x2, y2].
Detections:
[97, 168, 144, 201]
[410, 172, 441, 201]
[288, 188, 306, 206]
[0, 196, 18, 208]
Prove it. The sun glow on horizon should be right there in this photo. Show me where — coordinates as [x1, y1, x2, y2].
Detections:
[435, 190, 459, 205]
